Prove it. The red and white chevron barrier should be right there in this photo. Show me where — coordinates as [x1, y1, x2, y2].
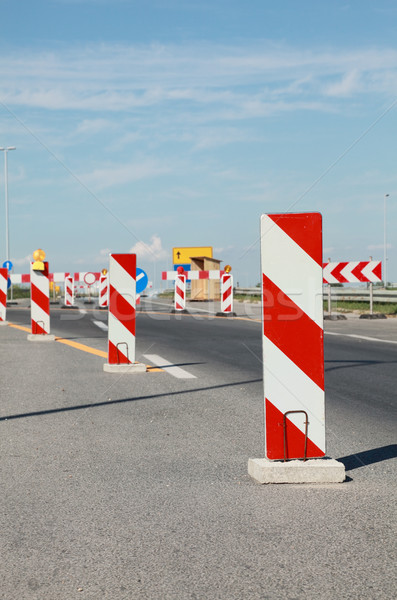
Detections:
[162, 269, 225, 281]
[323, 261, 382, 284]
[174, 273, 186, 311]
[104, 254, 145, 373]
[29, 261, 54, 340]
[220, 273, 233, 314]
[11, 271, 101, 284]
[0, 268, 8, 324]
[99, 275, 108, 308]
[260, 213, 325, 461]
[64, 275, 74, 306]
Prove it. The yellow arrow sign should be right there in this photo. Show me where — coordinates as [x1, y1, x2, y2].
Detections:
[173, 246, 213, 264]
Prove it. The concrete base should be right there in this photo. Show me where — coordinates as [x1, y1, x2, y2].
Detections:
[103, 362, 147, 373]
[6, 301, 18, 306]
[0, 320, 8, 326]
[215, 312, 237, 317]
[171, 309, 189, 314]
[359, 313, 387, 319]
[61, 305, 79, 309]
[324, 314, 347, 321]
[27, 334, 56, 342]
[248, 457, 345, 484]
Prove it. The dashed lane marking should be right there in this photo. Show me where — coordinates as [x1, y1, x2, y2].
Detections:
[92, 320, 108, 331]
[325, 331, 397, 345]
[143, 354, 197, 379]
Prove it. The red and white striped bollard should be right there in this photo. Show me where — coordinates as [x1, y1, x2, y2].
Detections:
[0, 268, 8, 325]
[28, 260, 55, 341]
[103, 253, 145, 372]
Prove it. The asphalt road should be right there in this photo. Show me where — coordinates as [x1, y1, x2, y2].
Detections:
[1, 300, 396, 600]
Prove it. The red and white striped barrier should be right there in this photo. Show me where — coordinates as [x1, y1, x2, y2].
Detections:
[220, 273, 234, 314]
[29, 261, 54, 340]
[64, 275, 74, 306]
[11, 271, 101, 284]
[162, 269, 225, 281]
[323, 261, 382, 284]
[174, 274, 186, 311]
[0, 268, 8, 324]
[99, 275, 108, 308]
[260, 213, 325, 461]
[104, 254, 145, 373]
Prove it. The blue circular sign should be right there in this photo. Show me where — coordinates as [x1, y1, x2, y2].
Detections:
[7, 277, 11, 289]
[136, 268, 148, 294]
[2, 260, 13, 272]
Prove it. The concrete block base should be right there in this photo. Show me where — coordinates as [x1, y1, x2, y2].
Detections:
[0, 320, 8, 326]
[171, 309, 189, 314]
[27, 334, 56, 342]
[103, 362, 147, 374]
[215, 312, 237, 317]
[248, 457, 345, 484]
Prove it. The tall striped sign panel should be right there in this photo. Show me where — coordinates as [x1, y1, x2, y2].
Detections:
[107, 254, 136, 365]
[261, 213, 325, 460]
[99, 275, 108, 308]
[30, 261, 51, 335]
[323, 261, 382, 284]
[220, 274, 233, 313]
[64, 275, 74, 306]
[174, 274, 186, 311]
[0, 268, 7, 322]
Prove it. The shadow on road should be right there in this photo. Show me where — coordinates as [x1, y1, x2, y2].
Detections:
[0, 378, 262, 422]
[325, 359, 397, 373]
[338, 444, 397, 470]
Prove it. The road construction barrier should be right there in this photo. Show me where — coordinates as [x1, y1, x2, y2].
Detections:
[30, 261, 51, 335]
[260, 212, 325, 460]
[162, 269, 224, 281]
[99, 274, 108, 308]
[220, 273, 233, 314]
[174, 273, 186, 311]
[64, 275, 74, 306]
[103, 254, 145, 373]
[0, 267, 7, 323]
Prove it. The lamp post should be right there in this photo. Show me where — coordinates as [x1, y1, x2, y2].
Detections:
[384, 193, 390, 289]
[0, 146, 16, 262]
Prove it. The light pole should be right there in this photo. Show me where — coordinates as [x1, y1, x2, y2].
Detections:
[384, 193, 390, 288]
[0, 146, 16, 262]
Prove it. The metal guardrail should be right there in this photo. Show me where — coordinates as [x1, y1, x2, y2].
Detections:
[234, 287, 397, 303]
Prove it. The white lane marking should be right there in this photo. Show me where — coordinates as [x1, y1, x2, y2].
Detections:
[143, 354, 197, 379]
[93, 320, 108, 331]
[79, 309, 87, 315]
[325, 331, 397, 345]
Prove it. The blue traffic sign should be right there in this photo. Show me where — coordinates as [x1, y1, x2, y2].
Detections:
[7, 277, 11, 289]
[2, 260, 13, 272]
[136, 268, 148, 294]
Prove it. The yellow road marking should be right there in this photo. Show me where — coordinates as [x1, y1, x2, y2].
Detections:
[7, 323, 163, 372]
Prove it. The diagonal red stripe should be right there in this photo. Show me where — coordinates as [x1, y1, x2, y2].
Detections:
[330, 262, 349, 283]
[31, 319, 47, 335]
[351, 261, 369, 282]
[108, 340, 130, 364]
[0, 289, 6, 305]
[109, 285, 136, 336]
[265, 398, 325, 460]
[268, 213, 322, 267]
[373, 262, 382, 280]
[111, 253, 136, 277]
[263, 274, 324, 390]
[222, 286, 232, 301]
[31, 283, 49, 314]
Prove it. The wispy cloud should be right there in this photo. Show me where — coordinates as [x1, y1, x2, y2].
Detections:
[79, 160, 169, 190]
[129, 234, 168, 262]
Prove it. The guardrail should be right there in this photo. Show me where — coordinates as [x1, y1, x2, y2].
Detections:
[234, 287, 397, 303]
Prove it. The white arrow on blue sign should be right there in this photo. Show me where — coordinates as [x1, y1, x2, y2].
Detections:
[136, 268, 149, 294]
[2, 260, 13, 272]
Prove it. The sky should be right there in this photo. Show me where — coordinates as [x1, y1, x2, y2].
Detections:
[0, 0, 397, 287]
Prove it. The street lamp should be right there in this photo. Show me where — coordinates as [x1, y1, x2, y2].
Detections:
[384, 193, 390, 289]
[0, 146, 16, 262]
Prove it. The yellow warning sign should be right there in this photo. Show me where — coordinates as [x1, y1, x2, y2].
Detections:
[173, 246, 213, 264]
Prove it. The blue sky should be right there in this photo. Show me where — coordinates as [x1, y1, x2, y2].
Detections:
[1, 0, 397, 286]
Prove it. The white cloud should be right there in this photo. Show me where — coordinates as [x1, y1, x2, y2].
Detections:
[129, 235, 168, 262]
[368, 243, 392, 250]
[79, 160, 169, 190]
